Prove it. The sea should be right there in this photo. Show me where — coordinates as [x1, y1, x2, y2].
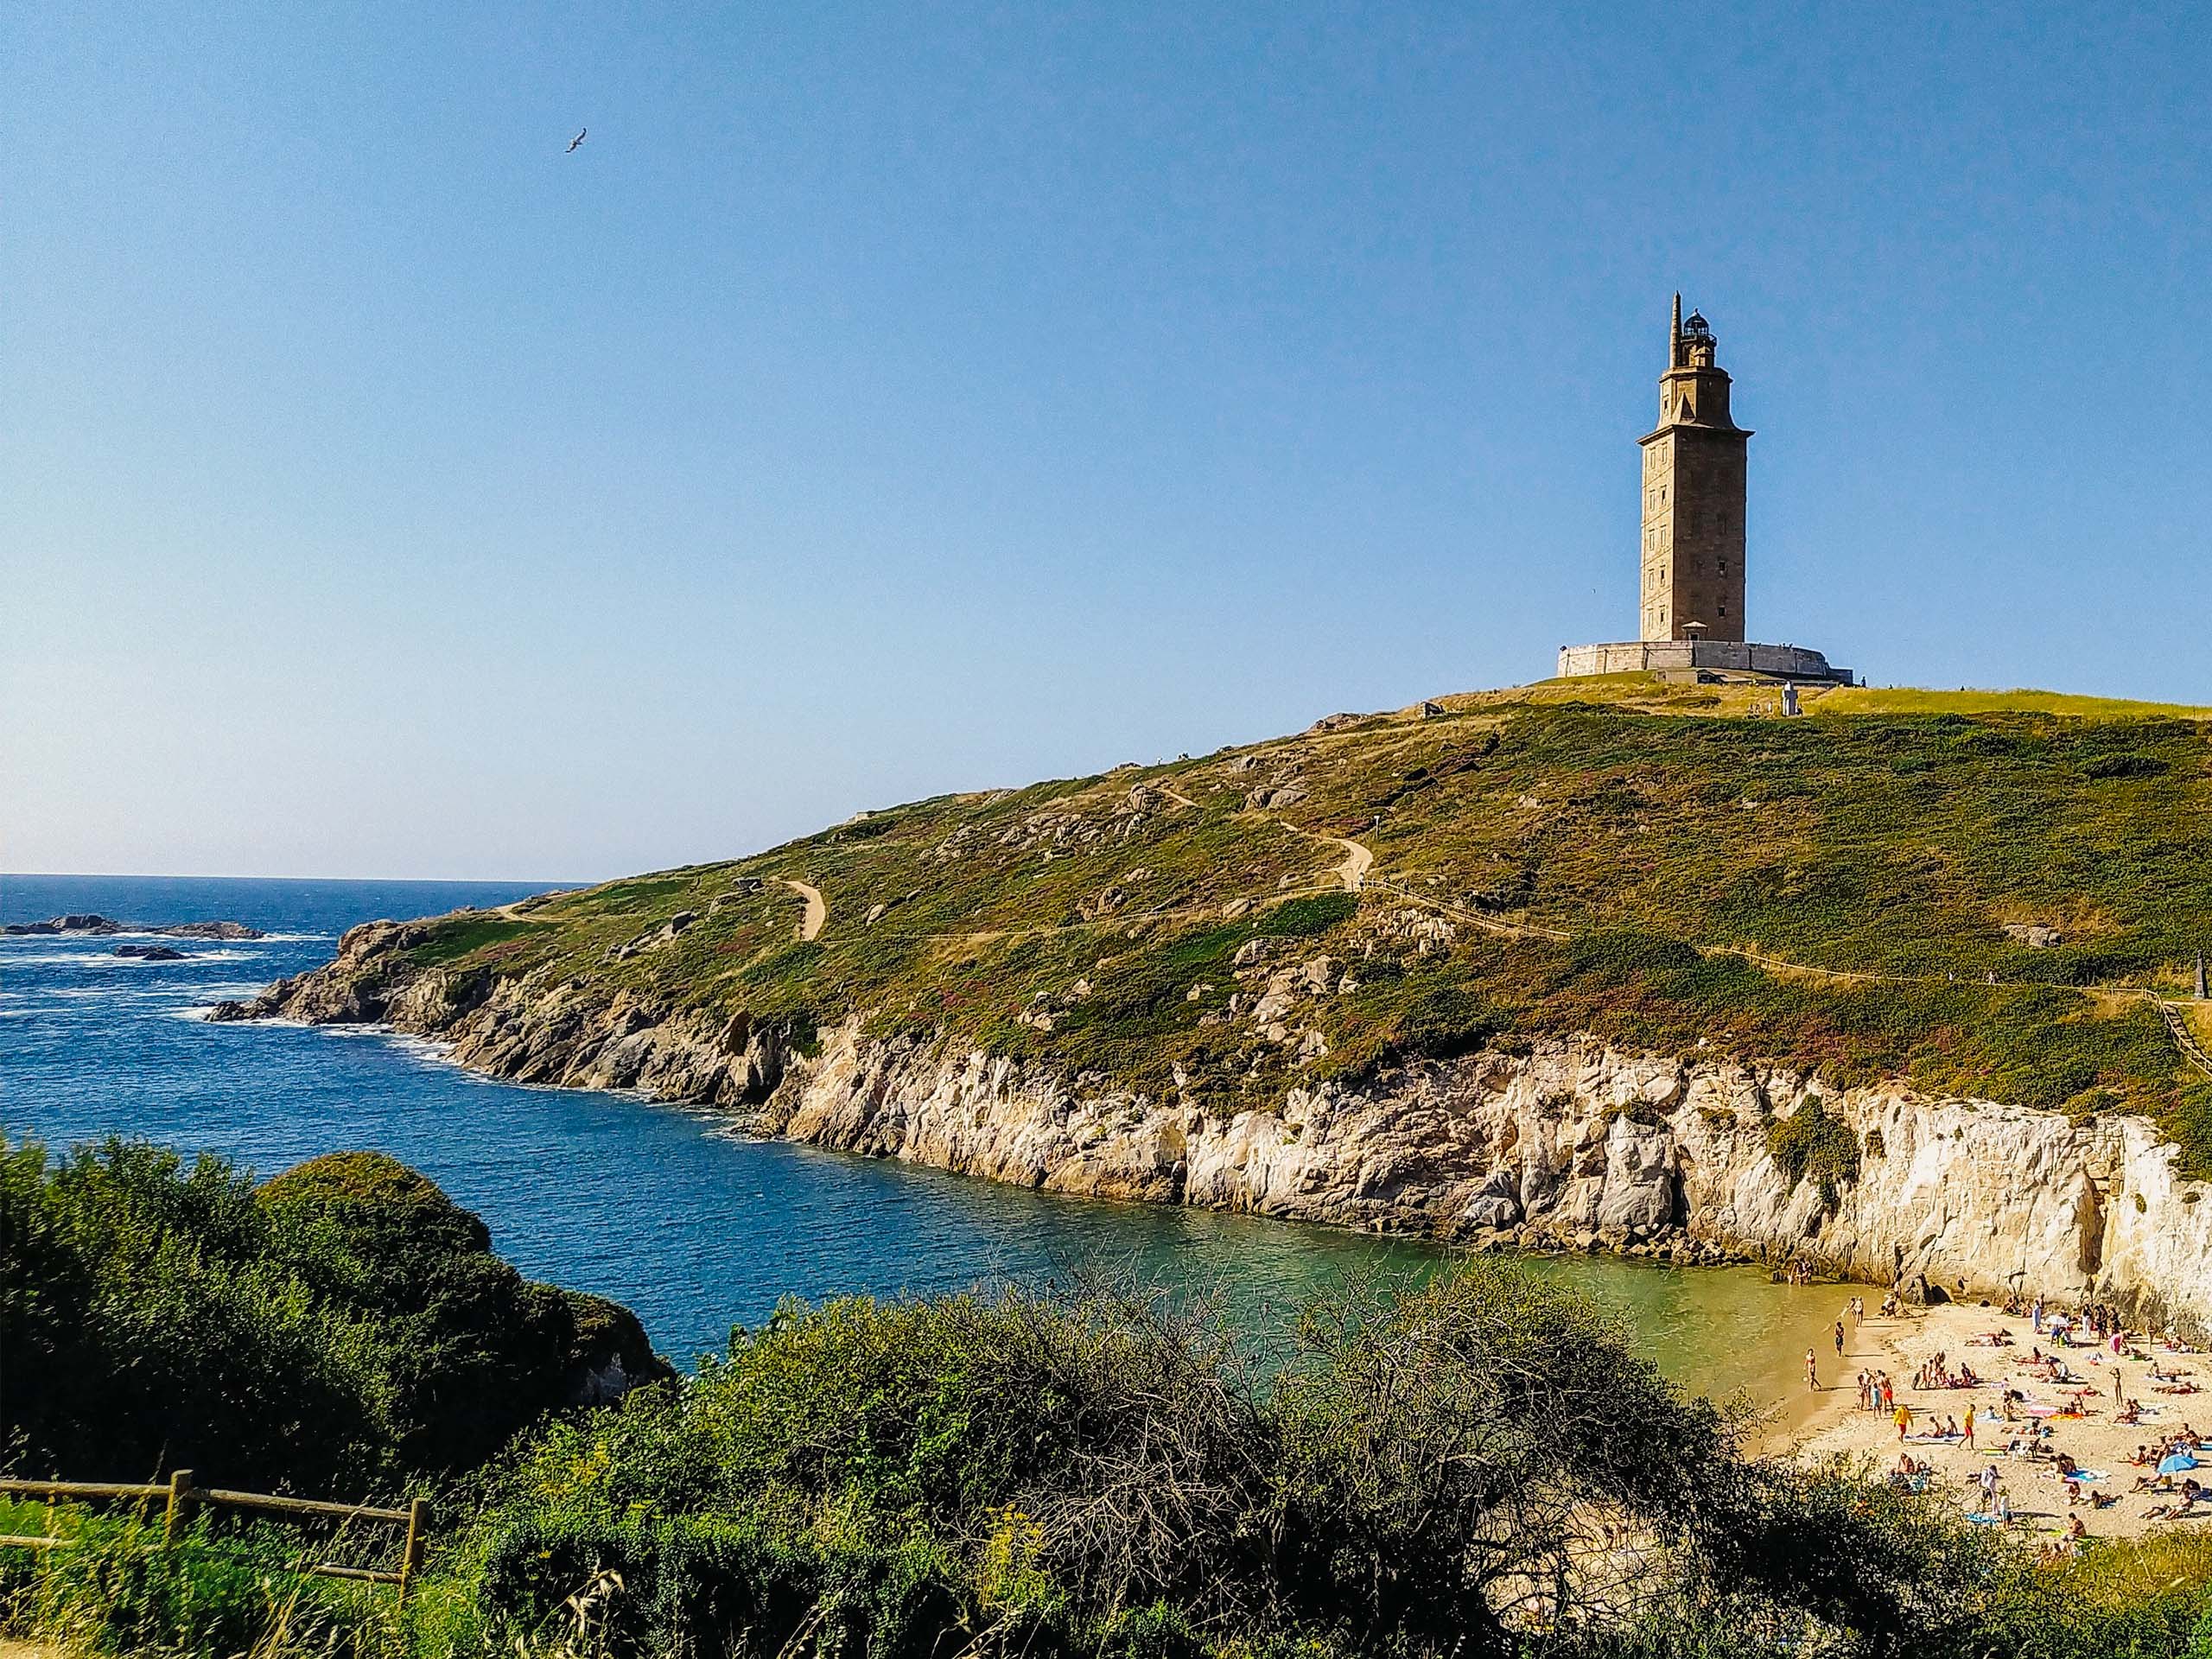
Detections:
[1, 873, 1840, 1398]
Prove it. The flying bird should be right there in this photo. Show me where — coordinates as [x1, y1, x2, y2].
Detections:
[567, 128, 587, 153]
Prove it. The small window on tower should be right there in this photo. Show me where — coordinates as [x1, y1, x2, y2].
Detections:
[1719, 603, 1728, 617]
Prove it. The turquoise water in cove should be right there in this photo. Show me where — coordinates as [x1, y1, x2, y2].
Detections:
[1, 874, 1841, 1398]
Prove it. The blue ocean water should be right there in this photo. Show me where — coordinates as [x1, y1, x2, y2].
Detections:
[1, 874, 1839, 1395]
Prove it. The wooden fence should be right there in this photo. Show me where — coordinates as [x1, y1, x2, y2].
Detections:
[0, 1471, 429, 1601]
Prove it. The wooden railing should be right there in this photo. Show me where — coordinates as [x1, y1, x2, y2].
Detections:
[0, 1471, 429, 1601]
[2158, 1000, 2212, 1083]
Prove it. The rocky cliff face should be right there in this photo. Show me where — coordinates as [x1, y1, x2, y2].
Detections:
[215, 922, 2212, 1333]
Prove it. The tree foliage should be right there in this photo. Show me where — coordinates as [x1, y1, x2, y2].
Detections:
[0, 1138, 666, 1495]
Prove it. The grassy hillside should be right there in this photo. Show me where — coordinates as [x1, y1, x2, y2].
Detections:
[397, 678, 2212, 1164]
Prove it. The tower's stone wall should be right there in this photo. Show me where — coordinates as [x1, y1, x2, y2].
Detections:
[1639, 302, 1750, 643]
[1555, 639, 1851, 683]
[1640, 429, 1747, 641]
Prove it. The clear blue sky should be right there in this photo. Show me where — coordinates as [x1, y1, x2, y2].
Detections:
[8, 3, 2209, 880]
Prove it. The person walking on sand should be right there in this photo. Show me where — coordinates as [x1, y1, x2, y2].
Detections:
[1834, 1319, 1847, 1362]
[1807, 1348, 1819, 1393]
[1895, 1402, 1912, 1440]
[1963, 1404, 1976, 1448]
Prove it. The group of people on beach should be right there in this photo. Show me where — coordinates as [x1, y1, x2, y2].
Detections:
[2125, 1425, 2209, 1521]
[2015, 1294, 2132, 1346]
[1828, 1281, 2212, 1551]
[1912, 1349, 1982, 1391]
[1853, 1367, 1899, 1415]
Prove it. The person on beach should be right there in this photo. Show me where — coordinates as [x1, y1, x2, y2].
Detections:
[1895, 1402, 1912, 1440]
[1963, 1404, 1976, 1448]
[1834, 1319, 1846, 1362]
[1807, 1348, 1819, 1393]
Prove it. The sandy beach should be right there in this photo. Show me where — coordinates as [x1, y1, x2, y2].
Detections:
[1790, 1294, 2211, 1541]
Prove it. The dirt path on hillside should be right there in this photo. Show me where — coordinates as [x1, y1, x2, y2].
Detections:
[1260, 813, 1371, 893]
[1154, 778, 1370, 891]
[1362, 876, 1568, 944]
[1316, 831, 1372, 892]
[782, 880, 828, 942]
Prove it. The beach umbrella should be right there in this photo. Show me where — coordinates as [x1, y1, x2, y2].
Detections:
[2158, 1452, 2198, 1475]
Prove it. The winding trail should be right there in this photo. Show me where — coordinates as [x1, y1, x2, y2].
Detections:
[1362, 875, 1567, 943]
[1269, 821, 1372, 893]
[782, 880, 828, 942]
[1314, 831, 1373, 893]
[1148, 777, 1371, 893]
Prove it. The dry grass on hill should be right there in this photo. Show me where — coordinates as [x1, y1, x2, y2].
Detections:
[396, 677, 2212, 1163]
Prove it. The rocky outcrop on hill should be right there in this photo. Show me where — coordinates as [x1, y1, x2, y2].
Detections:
[213, 921, 2212, 1333]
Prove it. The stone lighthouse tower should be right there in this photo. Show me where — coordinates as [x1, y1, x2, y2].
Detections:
[1554, 293, 1851, 686]
[1638, 294, 1750, 642]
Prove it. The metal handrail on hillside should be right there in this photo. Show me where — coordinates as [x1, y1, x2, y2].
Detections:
[0, 1471, 429, 1600]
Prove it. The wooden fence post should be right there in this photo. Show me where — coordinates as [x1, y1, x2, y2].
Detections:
[163, 1470, 194, 1544]
[397, 1497, 429, 1605]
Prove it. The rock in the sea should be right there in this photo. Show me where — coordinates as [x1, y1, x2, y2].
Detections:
[6, 913, 124, 936]
[3, 913, 261, 939]
[114, 944, 188, 961]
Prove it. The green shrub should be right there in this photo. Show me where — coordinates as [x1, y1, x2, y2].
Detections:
[1258, 893, 1359, 938]
[13, 1212, 2212, 1659]
[0, 1501, 407, 1659]
[431, 1266, 2060, 1659]
[2082, 752, 2169, 779]
[1765, 1100, 1862, 1211]
[0, 1138, 667, 1494]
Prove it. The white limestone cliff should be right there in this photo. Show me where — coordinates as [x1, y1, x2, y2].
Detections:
[213, 927, 2212, 1333]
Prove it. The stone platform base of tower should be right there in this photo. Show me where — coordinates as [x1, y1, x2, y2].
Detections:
[1555, 639, 1855, 685]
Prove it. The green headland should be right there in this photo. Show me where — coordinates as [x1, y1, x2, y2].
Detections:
[388, 677, 2212, 1167]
